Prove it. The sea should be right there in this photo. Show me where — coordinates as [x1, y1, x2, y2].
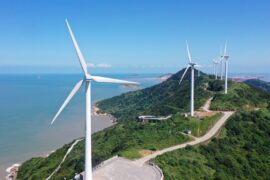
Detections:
[0, 73, 162, 178]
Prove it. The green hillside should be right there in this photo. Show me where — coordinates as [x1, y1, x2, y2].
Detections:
[16, 70, 270, 179]
[154, 109, 270, 180]
[97, 69, 212, 121]
[244, 79, 270, 93]
[210, 80, 270, 111]
[17, 112, 223, 179]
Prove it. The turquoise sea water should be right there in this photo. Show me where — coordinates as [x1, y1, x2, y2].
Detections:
[0, 73, 161, 177]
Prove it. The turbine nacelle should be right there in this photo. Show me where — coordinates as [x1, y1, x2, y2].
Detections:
[188, 62, 197, 66]
[221, 55, 230, 60]
[85, 74, 92, 80]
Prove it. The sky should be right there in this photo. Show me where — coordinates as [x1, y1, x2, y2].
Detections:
[0, 0, 270, 74]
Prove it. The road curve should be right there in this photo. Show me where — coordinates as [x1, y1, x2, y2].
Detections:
[134, 111, 234, 166]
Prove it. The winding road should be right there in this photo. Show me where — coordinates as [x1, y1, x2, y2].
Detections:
[134, 98, 234, 166]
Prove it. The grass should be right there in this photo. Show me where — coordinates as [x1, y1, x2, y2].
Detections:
[120, 148, 141, 159]
[173, 112, 222, 137]
[154, 109, 270, 180]
[210, 81, 270, 111]
[112, 113, 222, 159]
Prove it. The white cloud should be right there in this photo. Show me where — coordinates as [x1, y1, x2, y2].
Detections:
[96, 63, 112, 68]
[87, 63, 112, 68]
[87, 63, 95, 68]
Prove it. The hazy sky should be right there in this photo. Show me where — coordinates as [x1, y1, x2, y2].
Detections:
[0, 0, 269, 74]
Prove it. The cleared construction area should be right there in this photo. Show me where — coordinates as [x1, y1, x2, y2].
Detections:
[93, 156, 163, 180]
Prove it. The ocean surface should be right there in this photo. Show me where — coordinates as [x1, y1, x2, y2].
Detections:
[0, 73, 162, 178]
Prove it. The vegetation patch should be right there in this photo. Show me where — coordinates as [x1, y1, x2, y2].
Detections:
[97, 69, 212, 121]
[244, 79, 270, 93]
[154, 109, 270, 180]
[211, 81, 270, 111]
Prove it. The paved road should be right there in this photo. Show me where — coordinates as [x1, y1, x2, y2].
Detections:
[134, 111, 234, 166]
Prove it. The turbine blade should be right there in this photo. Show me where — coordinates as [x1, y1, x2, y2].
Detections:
[218, 56, 224, 63]
[51, 80, 84, 125]
[186, 41, 192, 63]
[179, 65, 190, 85]
[65, 19, 88, 76]
[91, 75, 139, 84]
[224, 41, 227, 54]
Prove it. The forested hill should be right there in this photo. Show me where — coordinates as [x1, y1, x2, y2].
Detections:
[154, 109, 270, 179]
[244, 79, 270, 93]
[97, 69, 212, 121]
[97, 69, 270, 121]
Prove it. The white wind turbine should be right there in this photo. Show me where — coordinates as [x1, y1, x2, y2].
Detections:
[50, 19, 139, 180]
[212, 59, 219, 79]
[179, 42, 201, 117]
[217, 46, 224, 80]
[221, 42, 230, 94]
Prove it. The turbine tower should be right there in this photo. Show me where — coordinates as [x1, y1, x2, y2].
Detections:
[179, 41, 201, 117]
[219, 46, 224, 80]
[219, 58, 224, 80]
[212, 59, 219, 79]
[221, 42, 230, 94]
[50, 20, 139, 180]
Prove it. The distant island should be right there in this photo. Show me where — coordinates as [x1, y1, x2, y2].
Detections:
[120, 84, 141, 90]
[158, 73, 173, 81]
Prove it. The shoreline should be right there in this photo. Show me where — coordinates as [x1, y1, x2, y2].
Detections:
[5, 105, 116, 180]
[5, 164, 19, 180]
[93, 104, 117, 123]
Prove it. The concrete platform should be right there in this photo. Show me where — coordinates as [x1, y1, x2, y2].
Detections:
[92, 156, 163, 180]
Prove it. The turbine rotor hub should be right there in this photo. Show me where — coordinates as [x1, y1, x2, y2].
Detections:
[85, 74, 92, 81]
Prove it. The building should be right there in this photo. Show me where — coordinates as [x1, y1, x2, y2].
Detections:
[183, 129, 192, 135]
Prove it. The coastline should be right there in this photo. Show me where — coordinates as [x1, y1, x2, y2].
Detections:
[93, 104, 117, 123]
[5, 105, 116, 180]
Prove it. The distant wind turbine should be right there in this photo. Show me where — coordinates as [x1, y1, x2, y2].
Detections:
[221, 42, 230, 94]
[179, 41, 201, 116]
[212, 59, 219, 79]
[219, 60, 224, 80]
[50, 19, 139, 180]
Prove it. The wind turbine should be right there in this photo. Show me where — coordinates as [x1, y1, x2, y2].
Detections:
[212, 59, 219, 79]
[179, 41, 201, 117]
[221, 42, 230, 94]
[50, 19, 139, 180]
[219, 46, 224, 80]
